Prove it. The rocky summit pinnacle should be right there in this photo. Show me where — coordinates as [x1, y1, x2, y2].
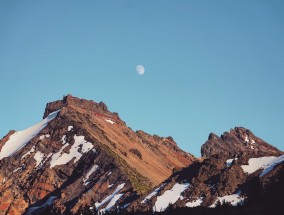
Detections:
[43, 94, 113, 119]
[201, 127, 281, 158]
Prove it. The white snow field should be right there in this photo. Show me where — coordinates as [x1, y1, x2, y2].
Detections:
[95, 183, 125, 212]
[105, 119, 115, 124]
[83, 164, 99, 186]
[210, 192, 244, 207]
[141, 184, 166, 204]
[154, 183, 189, 212]
[241, 155, 284, 177]
[0, 110, 59, 160]
[50, 135, 93, 168]
[34, 151, 44, 167]
[186, 197, 203, 207]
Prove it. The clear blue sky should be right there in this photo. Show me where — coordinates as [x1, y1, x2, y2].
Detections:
[1, 0, 284, 156]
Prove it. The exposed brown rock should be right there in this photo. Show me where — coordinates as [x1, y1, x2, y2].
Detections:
[0, 130, 16, 152]
[201, 127, 282, 158]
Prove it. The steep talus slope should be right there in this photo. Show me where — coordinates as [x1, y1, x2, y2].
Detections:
[131, 128, 284, 212]
[0, 95, 194, 215]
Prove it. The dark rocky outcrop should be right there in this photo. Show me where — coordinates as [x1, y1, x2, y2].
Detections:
[201, 127, 281, 158]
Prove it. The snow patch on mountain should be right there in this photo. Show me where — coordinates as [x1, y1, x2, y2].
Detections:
[83, 164, 99, 186]
[141, 183, 166, 204]
[50, 135, 93, 168]
[154, 182, 189, 212]
[210, 191, 244, 207]
[95, 183, 125, 211]
[241, 155, 284, 177]
[39, 134, 50, 140]
[102, 193, 124, 212]
[226, 158, 238, 167]
[34, 151, 44, 167]
[186, 197, 203, 207]
[61, 135, 67, 144]
[49, 143, 69, 168]
[105, 119, 115, 124]
[0, 110, 59, 160]
[21, 146, 35, 160]
[13, 167, 22, 173]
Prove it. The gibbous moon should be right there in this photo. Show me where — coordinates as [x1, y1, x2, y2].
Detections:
[136, 65, 145, 75]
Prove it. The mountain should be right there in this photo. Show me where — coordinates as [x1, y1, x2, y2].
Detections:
[130, 127, 284, 213]
[201, 127, 281, 157]
[0, 95, 283, 215]
[0, 95, 194, 215]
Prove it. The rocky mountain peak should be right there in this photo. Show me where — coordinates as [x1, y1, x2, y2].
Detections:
[208, 132, 219, 140]
[98, 101, 108, 111]
[229, 127, 253, 142]
[201, 127, 282, 158]
[0, 95, 195, 214]
[43, 94, 112, 119]
[165, 136, 177, 145]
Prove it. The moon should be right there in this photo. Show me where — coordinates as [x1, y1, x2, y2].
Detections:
[136, 65, 145, 75]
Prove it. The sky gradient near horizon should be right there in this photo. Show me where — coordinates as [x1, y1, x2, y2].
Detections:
[1, 0, 284, 156]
